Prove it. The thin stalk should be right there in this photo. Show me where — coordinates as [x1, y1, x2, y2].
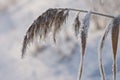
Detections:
[77, 53, 84, 80]
[98, 49, 106, 80]
[57, 8, 115, 18]
[113, 58, 117, 80]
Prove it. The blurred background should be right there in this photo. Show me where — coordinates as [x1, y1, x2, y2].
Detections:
[0, 0, 120, 80]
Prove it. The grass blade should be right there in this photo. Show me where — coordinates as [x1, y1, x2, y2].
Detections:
[111, 15, 120, 80]
[98, 19, 113, 80]
[78, 11, 91, 80]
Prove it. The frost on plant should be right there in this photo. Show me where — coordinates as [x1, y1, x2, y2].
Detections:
[98, 19, 113, 80]
[99, 15, 120, 80]
[21, 8, 120, 80]
[22, 8, 69, 58]
[111, 15, 120, 80]
[78, 11, 91, 80]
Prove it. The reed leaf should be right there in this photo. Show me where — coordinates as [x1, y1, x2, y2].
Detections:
[78, 11, 91, 80]
[98, 21, 112, 80]
[98, 15, 120, 80]
[111, 15, 120, 80]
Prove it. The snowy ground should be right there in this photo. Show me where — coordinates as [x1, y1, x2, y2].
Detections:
[0, 0, 120, 80]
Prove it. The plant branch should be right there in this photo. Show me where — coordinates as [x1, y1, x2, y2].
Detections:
[57, 8, 115, 18]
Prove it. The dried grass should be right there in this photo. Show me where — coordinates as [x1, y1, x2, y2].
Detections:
[21, 8, 120, 80]
[73, 12, 81, 37]
[99, 15, 120, 80]
[78, 11, 91, 80]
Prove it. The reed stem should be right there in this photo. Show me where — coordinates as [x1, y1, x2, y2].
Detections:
[58, 8, 115, 18]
